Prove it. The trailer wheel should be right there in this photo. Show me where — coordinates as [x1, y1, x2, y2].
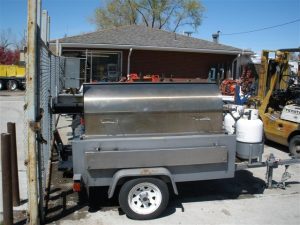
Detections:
[119, 177, 169, 220]
[289, 135, 300, 158]
[7, 80, 18, 91]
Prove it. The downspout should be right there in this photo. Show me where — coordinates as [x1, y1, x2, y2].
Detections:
[127, 48, 133, 79]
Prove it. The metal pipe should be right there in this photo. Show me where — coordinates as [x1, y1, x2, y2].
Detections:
[56, 39, 59, 56]
[127, 48, 133, 77]
[41, 10, 48, 44]
[7, 122, 20, 206]
[26, 0, 39, 224]
[45, 116, 60, 211]
[37, 0, 41, 27]
[44, 130, 56, 212]
[1, 133, 13, 225]
[84, 49, 87, 82]
[37, 131, 44, 224]
[90, 51, 93, 83]
[47, 15, 50, 43]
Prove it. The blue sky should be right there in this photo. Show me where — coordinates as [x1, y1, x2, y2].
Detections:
[0, 0, 299, 53]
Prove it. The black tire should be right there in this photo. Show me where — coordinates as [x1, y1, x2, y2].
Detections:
[0, 80, 3, 90]
[263, 132, 269, 145]
[7, 80, 18, 91]
[119, 177, 169, 220]
[20, 83, 26, 90]
[289, 135, 300, 158]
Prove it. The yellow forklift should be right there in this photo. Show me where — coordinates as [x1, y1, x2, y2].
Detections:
[255, 49, 300, 158]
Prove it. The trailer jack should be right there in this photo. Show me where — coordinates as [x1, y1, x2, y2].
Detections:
[265, 154, 297, 189]
[236, 153, 300, 189]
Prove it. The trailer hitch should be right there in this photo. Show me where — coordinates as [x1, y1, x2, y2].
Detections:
[265, 154, 295, 189]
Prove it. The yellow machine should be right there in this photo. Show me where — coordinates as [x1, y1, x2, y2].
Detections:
[0, 65, 26, 90]
[256, 50, 300, 158]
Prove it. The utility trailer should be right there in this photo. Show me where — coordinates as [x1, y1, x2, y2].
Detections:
[53, 82, 300, 220]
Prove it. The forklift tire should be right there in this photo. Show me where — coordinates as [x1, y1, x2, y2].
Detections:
[289, 135, 300, 159]
[119, 177, 169, 220]
[7, 80, 18, 91]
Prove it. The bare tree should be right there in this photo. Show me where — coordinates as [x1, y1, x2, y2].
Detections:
[0, 29, 25, 65]
[0, 28, 26, 50]
[0, 29, 15, 50]
[15, 29, 27, 50]
[91, 0, 205, 32]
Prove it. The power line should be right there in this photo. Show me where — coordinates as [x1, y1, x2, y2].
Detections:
[220, 19, 300, 36]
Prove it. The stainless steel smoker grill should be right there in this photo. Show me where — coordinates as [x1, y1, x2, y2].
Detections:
[71, 82, 236, 219]
[83, 82, 223, 136]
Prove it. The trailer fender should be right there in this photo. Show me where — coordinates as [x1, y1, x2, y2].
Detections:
[108, 167, 178, 198]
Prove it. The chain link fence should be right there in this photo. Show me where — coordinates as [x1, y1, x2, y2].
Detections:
[38, 40, 66, 213]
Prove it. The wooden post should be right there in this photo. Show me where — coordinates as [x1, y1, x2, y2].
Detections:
[1, 133, 13, 225]
[26, 0, 39, 224]
[7, 122, 21, 206]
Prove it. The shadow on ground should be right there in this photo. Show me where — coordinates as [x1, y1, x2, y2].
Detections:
[75, 170, 266, 220]
[44, 168, 266, 223]
[45, 160, 88, 224]
[265, 140, 289, 154]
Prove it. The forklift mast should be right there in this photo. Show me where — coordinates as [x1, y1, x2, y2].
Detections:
[257, 50, 290, 115]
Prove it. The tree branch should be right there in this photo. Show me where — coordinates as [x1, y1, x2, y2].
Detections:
[147, 0, 156, 27]
[160, 4, 177, 29]
[173, 15, 183, 32]
[127, 0, 137, 24]
[135, 5, 149, 26]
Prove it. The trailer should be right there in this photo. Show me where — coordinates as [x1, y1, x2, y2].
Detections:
[52, 82, 300, 220]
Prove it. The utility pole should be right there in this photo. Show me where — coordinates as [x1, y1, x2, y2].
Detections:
[26, 0, 39, 224]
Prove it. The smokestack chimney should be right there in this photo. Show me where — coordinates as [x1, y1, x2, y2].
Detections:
[212, 31, 220, 44]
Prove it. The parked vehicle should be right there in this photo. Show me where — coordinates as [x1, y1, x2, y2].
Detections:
[0, 65, 26, 91]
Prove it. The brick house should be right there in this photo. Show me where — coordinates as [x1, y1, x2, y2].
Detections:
[50, 25, 252, 84]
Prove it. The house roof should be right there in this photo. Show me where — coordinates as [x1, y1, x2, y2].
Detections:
[51, 25, 252, 55]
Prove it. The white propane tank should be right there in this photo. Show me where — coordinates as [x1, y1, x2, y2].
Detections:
[236, 109, 263, 143]
[224, 111, 240, 134]
[236, 109, 264, 160]
[224, 105, 244, 134]
[244, 108, 259, 120]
